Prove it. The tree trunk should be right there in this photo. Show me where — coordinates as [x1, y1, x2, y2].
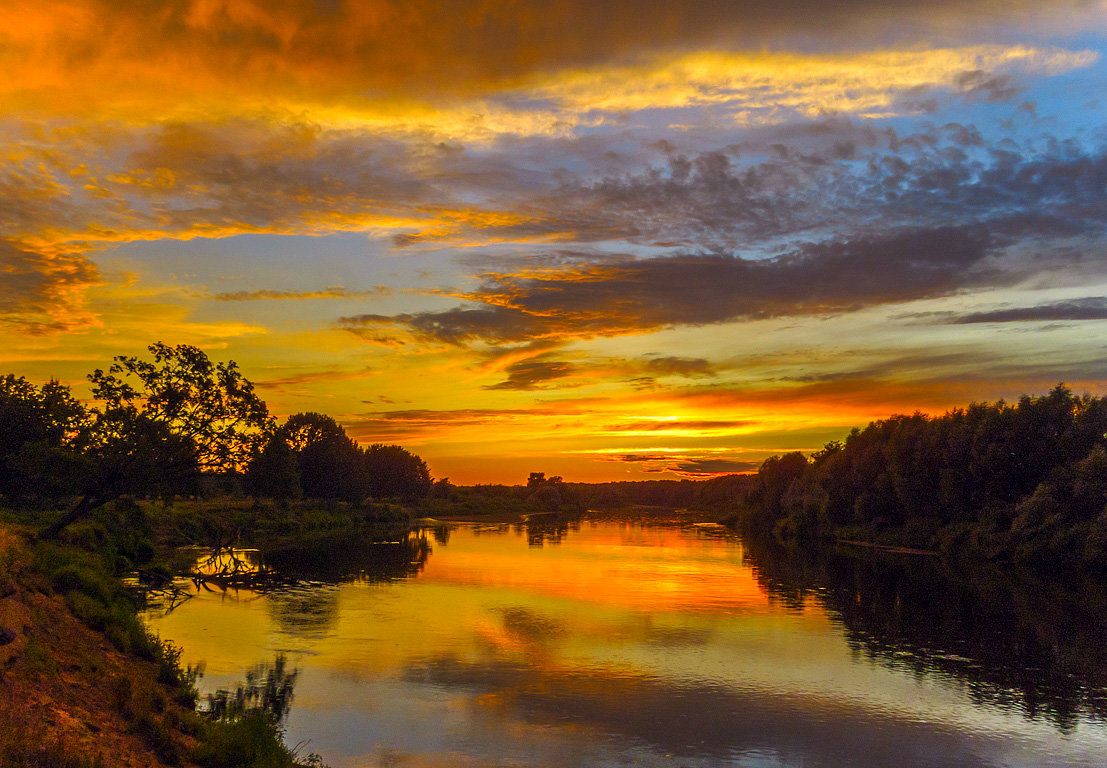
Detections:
[38, 494, 113, 540]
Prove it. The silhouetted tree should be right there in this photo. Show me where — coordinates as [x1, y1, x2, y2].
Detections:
[361, 443, 431, 501]
[0, 375, 87, 504]
[428, 477, 455, 500]
[42, 343, 272, 538]
[271, 413, 365, 501]
[244, 437, 301, 500]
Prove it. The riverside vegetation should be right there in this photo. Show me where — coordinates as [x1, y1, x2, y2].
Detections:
[0, 343, 431, 767]
[0, 518, 328, 767]
[3, 342, 1106, 765]
[730, 384, 1107, 572]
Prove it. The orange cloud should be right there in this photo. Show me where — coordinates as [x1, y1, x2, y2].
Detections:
[0, 239, 102, 333]
[5, 1, 1097, 114]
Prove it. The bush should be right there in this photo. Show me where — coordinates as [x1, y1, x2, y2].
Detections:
[194, 711, 303, 768]
[64, 591, 109, 630]
[51, 564, 113, 605]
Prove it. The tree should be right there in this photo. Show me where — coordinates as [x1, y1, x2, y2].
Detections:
[0, 375, 87, 504]
[41, 343, 273, 538]
[244, 438, 301, 500]
[361, 444, 431, 501]
[428, 477, 455, 500]
[270, 413, 365, 501]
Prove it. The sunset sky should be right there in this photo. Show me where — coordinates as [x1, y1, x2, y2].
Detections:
[4, 1, 1107, 483]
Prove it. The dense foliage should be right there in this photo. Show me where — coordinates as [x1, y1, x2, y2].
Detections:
[0, 374, 88, 506]
[0, 343, 433, 536]
[245, 413, 432, 503]
[736, 385, 1107, 569]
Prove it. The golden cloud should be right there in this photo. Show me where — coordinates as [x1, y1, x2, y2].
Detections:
[0, 0, 1098, 127]
[530, 46, 1097, 118]
[0, 240, 102, 333]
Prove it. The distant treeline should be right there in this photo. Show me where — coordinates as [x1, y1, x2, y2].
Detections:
[733, 385, 1107, 570]
[420, 471, 752, 517]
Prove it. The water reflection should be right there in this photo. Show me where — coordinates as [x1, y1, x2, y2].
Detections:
[144, 530, 435, 641]
[205, 654, 299, 723]
[401, 657, 1016, 767]
[743, 535, 1107, 732]
[262, 529, 433, 583]
[267, 586, 341, 641]
[514, 516, 574, 547]
[144, 522, 1107, 768]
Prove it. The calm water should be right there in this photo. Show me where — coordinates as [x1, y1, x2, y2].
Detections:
[145, 520, 1107, 767]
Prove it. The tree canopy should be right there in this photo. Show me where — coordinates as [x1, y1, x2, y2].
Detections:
[736, 384, 1107, 571]
[362, 444, 431, 501]
[88, 342, 272, 474]
[279, 412, 364, 501]
[0, 374, 87, 505]
[40, 343, 274, 537]
[247, 415, 433, 503]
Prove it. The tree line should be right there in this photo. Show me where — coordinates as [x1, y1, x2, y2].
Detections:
[735, 384, 1107, 570]
[420, 472, 753, 518]
[245, 412, 431, 503]
[0, 342, 430, 536]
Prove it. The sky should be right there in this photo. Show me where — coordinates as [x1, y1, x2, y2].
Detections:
[3, 1, 1107, 483]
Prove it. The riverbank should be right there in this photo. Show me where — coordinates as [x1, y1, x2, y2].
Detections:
[0, 522, 327, 767]
[0, 525, 194, 766]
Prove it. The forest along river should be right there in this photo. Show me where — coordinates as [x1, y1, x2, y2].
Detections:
[143, 520, 1107, 767]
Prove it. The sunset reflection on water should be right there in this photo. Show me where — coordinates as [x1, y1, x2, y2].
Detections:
[145, 522, 1107, 768]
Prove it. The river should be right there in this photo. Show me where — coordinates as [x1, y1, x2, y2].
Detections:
[144, 519, 1107, 767]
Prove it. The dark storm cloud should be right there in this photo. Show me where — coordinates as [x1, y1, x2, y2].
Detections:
[953, 70, 1023, 101]
[342, 406, 576, 440]
[673, 458, 761, 475]
[124, 121, 431, 234]
[449, 148, 829, 247]
[254, 367, 377, 393]
[480, 353, 718, 391]
[603, 453, 759, 476]
[604, 420, 753, 433]
[357, 407, 559, 424]
[643, 356, 716, 377]
[786, 351, 1001, 383]
[410, 121, 1107, 253]
[951, 297, 1107, 324]
[342, 225, 996, 344]
[0, 117, 450, 283]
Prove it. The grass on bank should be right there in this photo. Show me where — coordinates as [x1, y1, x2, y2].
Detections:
[0, 508, 329, 768]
